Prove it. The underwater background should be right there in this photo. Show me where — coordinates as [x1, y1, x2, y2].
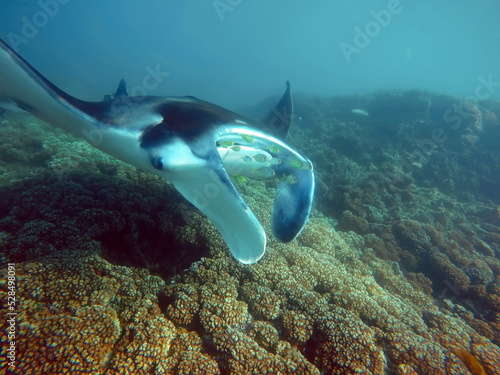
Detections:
[0, 1, 499, 374]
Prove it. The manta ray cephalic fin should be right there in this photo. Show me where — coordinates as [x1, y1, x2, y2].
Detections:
[153, 139, 266, 264]
[217, 126, 314, 244]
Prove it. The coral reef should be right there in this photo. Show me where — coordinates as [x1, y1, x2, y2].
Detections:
[293, 91, 500, 341]
[1, 91, 500, 374]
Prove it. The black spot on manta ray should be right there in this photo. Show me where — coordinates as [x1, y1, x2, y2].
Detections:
[159, 101, 238, 137]
[140, 100, 242, 149]
[140, 122, 175, 149]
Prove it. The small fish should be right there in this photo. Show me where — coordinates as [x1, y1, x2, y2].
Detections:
[230, 145, 242, 151]
[351, 108, 369, 116]
[290, 159, 312, 170]
[252, 166, 275, 178]
[219, 140, 234, 148]
[269, 157, 281, 166]
[240, 134, 255, 143]
[241, 155, 252, 162]
[267, 145, 280, 153]
[285, 174, 298, 184]
[303, 161, 312, 170]
[232, 174, 248, 184]
[253, 154, 269, 162]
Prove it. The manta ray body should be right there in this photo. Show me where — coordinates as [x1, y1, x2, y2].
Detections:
[0, 39, 314, 264]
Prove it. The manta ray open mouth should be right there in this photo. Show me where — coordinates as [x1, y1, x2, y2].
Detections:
[0, 38, 315, 264]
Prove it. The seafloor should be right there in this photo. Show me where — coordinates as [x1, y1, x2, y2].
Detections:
[0, 90, 499, 374]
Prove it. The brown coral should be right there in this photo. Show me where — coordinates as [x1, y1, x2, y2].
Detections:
[281, 310, 313, 346]
[198, 280, 252, 333]
[13, 305, 120, 374]
[0, 255, 183, 375]
[163, 283, 200, 327]
[211, 328, 318, 374]
[1, 92, 500, 375]
[340, 209, 369, 233]
[308, 310, 386, 374]
[241, 281, 283, 320]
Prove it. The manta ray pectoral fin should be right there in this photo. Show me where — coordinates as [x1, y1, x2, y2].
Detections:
[153, 140, 266, 264]
[0, 39, 103, 136]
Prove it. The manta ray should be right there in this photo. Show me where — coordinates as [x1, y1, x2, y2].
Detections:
[0, 39, 314, 264]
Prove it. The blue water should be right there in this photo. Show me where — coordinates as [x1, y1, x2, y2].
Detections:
[1, 0, 499, 109]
